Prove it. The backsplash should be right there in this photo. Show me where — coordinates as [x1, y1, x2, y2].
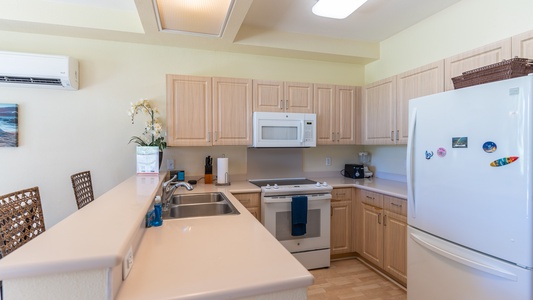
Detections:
[163, 144, 407, 182]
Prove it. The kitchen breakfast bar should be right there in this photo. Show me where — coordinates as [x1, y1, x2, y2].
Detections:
[0, 174, 406, 300]
[0, 175, 312, 300]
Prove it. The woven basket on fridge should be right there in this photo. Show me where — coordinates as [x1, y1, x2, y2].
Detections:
[452, 57, 533, 89]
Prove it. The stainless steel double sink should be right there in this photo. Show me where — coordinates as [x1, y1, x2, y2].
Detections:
[162, 192, 240, 219]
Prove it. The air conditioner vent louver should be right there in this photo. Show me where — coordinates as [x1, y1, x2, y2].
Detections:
[0, 51, 79, 90]
[0, 76, 62, 86]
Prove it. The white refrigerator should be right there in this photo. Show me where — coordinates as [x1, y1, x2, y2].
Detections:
[407, 74, 533, 299]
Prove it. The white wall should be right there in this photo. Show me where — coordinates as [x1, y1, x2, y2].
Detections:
[0, 31, 364, 227]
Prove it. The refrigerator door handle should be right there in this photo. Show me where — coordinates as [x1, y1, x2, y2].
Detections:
[407, 108, 417, 218]
[410, 232, 519, 281]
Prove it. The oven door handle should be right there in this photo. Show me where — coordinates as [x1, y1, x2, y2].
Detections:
[263, 196, 331, 204]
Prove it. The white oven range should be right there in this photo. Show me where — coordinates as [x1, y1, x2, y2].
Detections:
[250, 178, 332, 270]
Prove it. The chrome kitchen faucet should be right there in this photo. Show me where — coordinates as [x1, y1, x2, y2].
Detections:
[161, 175, 194, 211]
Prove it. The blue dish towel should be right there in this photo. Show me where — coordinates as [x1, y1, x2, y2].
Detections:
[291, 195, 308, 236]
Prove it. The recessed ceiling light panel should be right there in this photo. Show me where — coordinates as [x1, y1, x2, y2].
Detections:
[312, 0, 368, 19]
[154, 0, 234, 37]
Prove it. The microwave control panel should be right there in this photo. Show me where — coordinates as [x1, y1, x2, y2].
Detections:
[304, 120, 314, 141]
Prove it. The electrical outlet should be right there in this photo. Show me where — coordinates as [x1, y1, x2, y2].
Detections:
[122, 246, 134, 280]
[326, 157, 331, 166]
[166, 159, 174, 170]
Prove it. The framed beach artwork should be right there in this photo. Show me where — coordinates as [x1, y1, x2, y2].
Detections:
[0, 104, 18, 147]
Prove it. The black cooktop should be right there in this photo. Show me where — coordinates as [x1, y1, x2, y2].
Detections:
[249, 178, 317, 187]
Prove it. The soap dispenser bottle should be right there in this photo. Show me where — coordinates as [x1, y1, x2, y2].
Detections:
[152, 196, 163, 227]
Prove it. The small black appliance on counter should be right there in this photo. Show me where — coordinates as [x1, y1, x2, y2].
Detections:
[343, 164, 365, 179]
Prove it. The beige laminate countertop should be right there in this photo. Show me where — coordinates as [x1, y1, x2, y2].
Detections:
[117, 176, 406, 299]
[313, 177, 407, 199]
[116, 181, 313, 300]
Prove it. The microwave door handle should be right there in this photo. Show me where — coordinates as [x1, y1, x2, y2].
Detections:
[300, 120, 304, 143]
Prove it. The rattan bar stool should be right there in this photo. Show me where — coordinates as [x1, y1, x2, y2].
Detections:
[71, 171, 94, 209]
[0, 186, 46, 258]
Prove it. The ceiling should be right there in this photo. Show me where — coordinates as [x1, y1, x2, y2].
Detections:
[0, 0, 462, 64]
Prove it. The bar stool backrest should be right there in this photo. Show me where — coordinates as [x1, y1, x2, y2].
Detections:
[71, 171, 94, 209]
[0, 186, 46, 257]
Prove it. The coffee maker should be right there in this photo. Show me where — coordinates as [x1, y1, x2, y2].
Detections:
[358, 152, 373, 178]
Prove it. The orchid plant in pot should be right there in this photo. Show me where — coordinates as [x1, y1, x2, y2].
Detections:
[128, 99, 167, 168]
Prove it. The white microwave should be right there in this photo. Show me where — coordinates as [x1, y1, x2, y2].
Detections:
[252, 112, 316, 148]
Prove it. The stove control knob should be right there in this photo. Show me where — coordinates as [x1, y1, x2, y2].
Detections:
[315, 182, 321, 187]
[322, 182, 328, 186]
[265, 184, 271, 189]
[273, 184, 279, 189]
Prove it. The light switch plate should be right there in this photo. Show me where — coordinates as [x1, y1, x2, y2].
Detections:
[122, 246, 134, 280]
[326, 157, 331, 166]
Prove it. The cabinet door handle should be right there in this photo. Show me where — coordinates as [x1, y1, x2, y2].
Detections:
[378, 212, 382, 224]
[214, 131, 218, 142]
[391, 202, 402, 208]
[207, 132, 211, 142]
[366, 195, 375, 200]
[396, 130, 399, 141]
[285, 100, 289, 110]
[384, 215, 387, 226]
[332, 132, 335, 142]
[279, 100, 283, 110]
[391, 131, 394, 141]
[337, 132, 340, 142]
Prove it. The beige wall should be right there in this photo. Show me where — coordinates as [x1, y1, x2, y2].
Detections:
[365, 0, 533, 83]
[0, 31, 364, 227]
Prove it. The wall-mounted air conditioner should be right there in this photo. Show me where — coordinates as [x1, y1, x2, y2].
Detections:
[0, 51, 79, 90]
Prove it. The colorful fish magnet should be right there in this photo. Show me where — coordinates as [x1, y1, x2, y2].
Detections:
[490, 156, 518, 167]
[483, 141, 497, 153]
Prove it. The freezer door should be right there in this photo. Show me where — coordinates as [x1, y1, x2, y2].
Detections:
[407, 75, 533, 268]
[408, 227, 532, 300]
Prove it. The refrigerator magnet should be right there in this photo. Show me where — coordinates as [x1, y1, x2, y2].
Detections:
[437, 147, 447, 157]
[452, 137, 468, 148]
[425, 151, 434, 160]
[483, 141, 497, 153]
[490, 156, 518, 167]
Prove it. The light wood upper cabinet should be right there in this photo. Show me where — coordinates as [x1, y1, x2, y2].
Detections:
[167, 75, 212, 146]
[396, 61, 444, 144]
[361, 77, 396, 145]
[212, 77, 252, 146]
[167, 75, 252, 146]
[444, 38, 512, 90]
[314, 84, 359, 145]
[512, 30, 533, 58]
[253, 80, 313, 113]
[362, 61, 444, 145]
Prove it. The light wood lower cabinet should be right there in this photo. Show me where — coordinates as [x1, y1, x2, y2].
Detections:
[330, 188, 354, 256]
[356, 189, 407, 286]
[383, 195, 407, 285]
[232, 192, 260, 221]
